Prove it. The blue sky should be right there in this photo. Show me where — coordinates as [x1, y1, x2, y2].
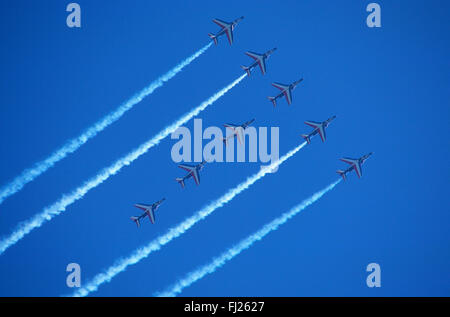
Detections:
[0, 0, 449, 296]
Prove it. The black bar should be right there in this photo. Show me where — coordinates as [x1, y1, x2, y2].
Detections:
[0, 297, 447, 314]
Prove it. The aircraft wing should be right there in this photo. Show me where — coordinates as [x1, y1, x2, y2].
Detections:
[305, 121, 326, 142]
[134, 203, 151, 211]
[213, 18, 231, 29]
[235, 128, 244, 144]
[245, 51, 266, 74]
[224, 123, 239, 129]
[283, 89, 293, 105]
[178, 164, 196, 172]
[146, 209, 156, 224]
[340, 158, 358, 165]
[224, 28, 233, 45]
[191, 168, 200, 185]
[272, 82, 289, 91]
[340, 158, 362, 178]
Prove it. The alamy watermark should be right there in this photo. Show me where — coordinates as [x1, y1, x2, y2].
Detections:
[171, 119, 280, 171]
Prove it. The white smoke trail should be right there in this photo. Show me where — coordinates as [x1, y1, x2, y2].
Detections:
[71, 142, 307, 297]
[156, 179, 341, 297]
[0, 72, 246, 256]
[0, 43, 212, 206]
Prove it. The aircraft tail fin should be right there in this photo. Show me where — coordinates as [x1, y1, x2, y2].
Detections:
[301, 134, 311, 144]
[336, 170, 347, 181]
[208, 33, 218, 45]
[175, 178, 185, 188]
[241, 65, 251, 76]
[268, 96, 277, 107]
[130, 216, 140, 228]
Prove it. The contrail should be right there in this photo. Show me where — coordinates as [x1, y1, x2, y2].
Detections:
[156, 179, 341, 297]
[0, 43, 212, 206]
[0, 72, 246, 256]
[71, 142, 307, 297]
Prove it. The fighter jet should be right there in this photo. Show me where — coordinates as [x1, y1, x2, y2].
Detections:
[223, 119, 255, 145]
[301, 116, 336, 144]
[131, 198, 166, 227]
[241, 48, 277, 76]
[336, 152, 373, 180]
[208, 16, 244, 45]
[268, 78, 303, 107]
[176, 161, 207, 188]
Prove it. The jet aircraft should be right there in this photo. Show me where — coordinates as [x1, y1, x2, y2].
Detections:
[241, 48, 277, 76]
[131, 198, 166, 227]
[223, 119, 255, 145]
[208, 16, 244, 45]
[176, 161, 207, 188]
[268, 78, 303, 107]
[301, 115, 336, 144]
[336, 153, 373, 180]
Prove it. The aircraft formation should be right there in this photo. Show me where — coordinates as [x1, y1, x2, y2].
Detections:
[130, 16, 372, 227]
